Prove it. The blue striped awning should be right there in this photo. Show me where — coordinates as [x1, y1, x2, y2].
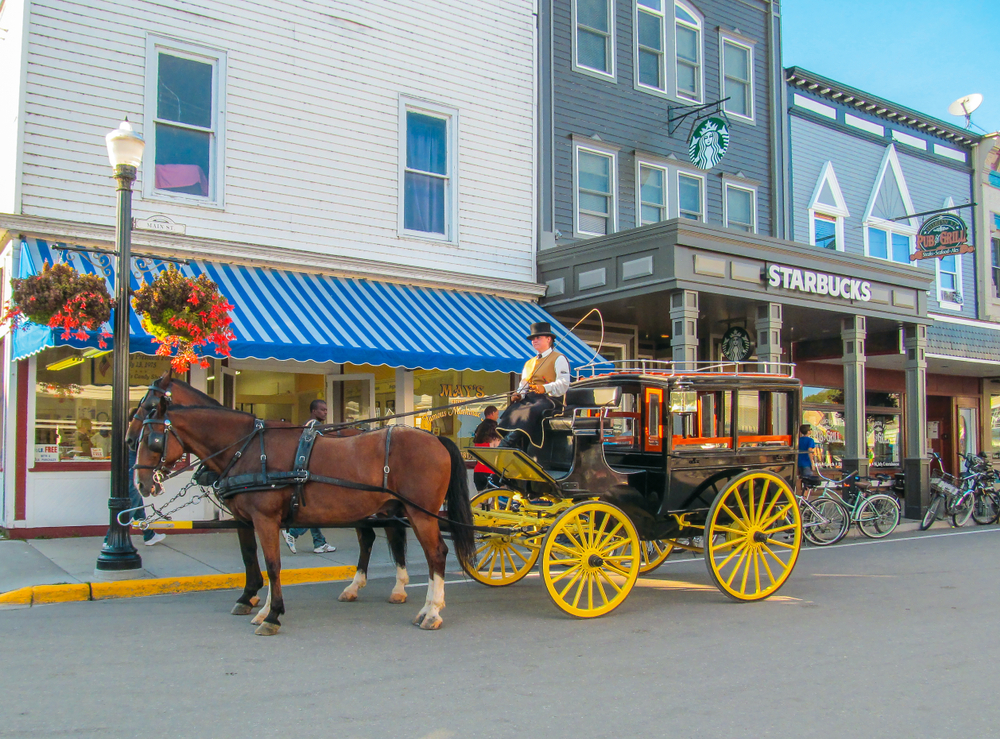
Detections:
[11, 238, 600, 372]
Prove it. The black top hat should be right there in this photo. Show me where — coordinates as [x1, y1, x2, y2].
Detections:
[527, 321, 556, 339]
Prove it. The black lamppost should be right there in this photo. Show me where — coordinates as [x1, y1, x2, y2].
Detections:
[96, 120, 145, 573]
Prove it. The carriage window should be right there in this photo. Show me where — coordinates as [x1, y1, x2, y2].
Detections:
[604, 392, 639, 449]
[673, 390, 732, 449]
[737, 390, 793, 447]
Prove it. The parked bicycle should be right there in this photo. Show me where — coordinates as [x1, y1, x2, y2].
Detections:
[797, 491, 851, 546]
[921, 451, 1000, 530]
[803, 469, 901, 539]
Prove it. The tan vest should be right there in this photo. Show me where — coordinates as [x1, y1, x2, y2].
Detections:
[524, 350, 564, 385]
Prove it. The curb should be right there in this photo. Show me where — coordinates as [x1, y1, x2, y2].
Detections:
[0, 565, 356, 607]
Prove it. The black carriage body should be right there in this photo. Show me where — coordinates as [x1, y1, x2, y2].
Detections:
[471, 369, 801, 541]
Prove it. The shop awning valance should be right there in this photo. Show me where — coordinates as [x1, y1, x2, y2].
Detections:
[11, 238, 601, 373]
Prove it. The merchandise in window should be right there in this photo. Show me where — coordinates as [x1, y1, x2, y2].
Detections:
[576, 0, 613, 74]
[404, 111, 449, 236]
[154, 52, 216, 198]
[33, 348, 173, 464]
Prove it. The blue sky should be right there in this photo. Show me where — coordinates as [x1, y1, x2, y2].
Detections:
[782, 0, 999, 135]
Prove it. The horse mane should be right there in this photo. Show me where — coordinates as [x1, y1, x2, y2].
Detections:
[169, 378, 222, 406]
[168, 404, 301, 429]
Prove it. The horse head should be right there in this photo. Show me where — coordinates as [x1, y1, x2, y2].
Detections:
[133, 405, 186, 497]
[127, 369, 173, 451]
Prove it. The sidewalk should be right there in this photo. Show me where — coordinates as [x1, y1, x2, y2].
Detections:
[0, 516, 958, 606]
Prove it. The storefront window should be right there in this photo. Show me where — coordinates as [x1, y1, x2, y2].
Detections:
[34, 347, 173, 464]
[413, 369, 511, 455]
[233, 368, 324, 422]
[802, 387, 903, 469]
[991, 394, 1000, 448]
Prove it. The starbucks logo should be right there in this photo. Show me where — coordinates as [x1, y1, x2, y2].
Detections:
[688, 117, 730, 170]
[721, 326, 753, 362]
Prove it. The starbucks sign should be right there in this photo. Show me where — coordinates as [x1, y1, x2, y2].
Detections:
[721, 326, 753, 362]
[688, 117, 730, 169]
[912, 214, 974, 261]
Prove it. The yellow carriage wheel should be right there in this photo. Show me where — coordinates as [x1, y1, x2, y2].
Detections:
[638, 539, 675, 574]
[704, 471, 800, 602]
[462, 489, 540, 587]
[541, 501, 640, 618]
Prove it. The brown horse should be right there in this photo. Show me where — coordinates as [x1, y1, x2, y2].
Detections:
[132, 400, 476, 634]
[126, 373, 413, 609]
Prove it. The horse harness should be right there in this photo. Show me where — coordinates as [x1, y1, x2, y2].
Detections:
[138, 412, 398, 521]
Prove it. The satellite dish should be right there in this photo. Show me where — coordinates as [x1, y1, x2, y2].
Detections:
[948, 93, 983, 127]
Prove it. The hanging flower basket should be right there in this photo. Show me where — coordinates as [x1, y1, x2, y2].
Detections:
[132, 267, 235, 372]
[1, 262, 113, 347]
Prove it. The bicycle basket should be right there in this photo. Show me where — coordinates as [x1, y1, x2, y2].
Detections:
[929, 473, 959, 498]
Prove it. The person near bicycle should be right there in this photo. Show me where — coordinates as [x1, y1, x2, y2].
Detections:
[798, 424, 821, 494]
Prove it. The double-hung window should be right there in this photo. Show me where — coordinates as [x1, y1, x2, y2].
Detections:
[145, 39, 225, 203]
[725, 183, 756, 233]
[721, 36, 754, 121]
[675, 3, 702, 101]
[636, 1, 666, 91]
[400, 100, 457, 240]
[575, 145, 617, 236]
[678, 171, 704, 221]
[937, 255, 961, 308]
[638, 163, 667, 225]
[992, 236, 1000, 298]
[575, 0, 614, 78]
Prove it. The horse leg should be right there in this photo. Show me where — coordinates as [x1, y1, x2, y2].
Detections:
[407, 512, 448, 630]
[386, 524, 409, 604]
[252, 524, 285, 636]
[231, 525, 264, 616]
[339, 527, 375, 602]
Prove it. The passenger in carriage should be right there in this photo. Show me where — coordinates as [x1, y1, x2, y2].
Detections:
[498, 322, 571, 451]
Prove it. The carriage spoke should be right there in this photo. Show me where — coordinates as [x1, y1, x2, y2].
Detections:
[594, 572, 610, 605]
[712, 537, 746, 554]
[725, 548, 750, 588]
[733, 486, 752, 523]
[595, 521, 625, 550]
[571, 572, 588, 608]
[719, 503, 747, 528]
[747, 483, 756, 526]
[549, 562, 582, 585]
[760, 543, 790, 570]
[753, 549, 761, 593]
[759, 488, 782, 527]
[762, 522, 796, 535]
[738, 547, 752, 593]
[755, 479, 770, 524]
[760, 502, 795, 530]
[764, 538, 795, 550]
[759, 548, 777, 585]
[558, 568, 585, 599]
[596, 567, 623, 594]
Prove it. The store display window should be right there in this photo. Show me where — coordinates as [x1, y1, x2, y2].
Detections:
[33, 347, 173, 465]
[413, 369, 512, 454]
[801, 386, 902, 469]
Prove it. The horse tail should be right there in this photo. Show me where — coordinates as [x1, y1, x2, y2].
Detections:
[437, 435, 477, 570]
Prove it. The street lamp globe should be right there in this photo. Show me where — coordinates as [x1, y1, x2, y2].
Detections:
[105, 119, 145, 169]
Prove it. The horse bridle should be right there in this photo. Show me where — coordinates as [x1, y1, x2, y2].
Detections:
[133, 410, 185, 472]
[127, 381, 173, 452]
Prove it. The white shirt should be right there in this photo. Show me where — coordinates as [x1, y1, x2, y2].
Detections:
[517, 347, 571, 398]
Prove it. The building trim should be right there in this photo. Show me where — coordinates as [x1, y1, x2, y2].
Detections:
[0, 214, 547, 299]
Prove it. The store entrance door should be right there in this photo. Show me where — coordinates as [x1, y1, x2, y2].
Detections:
[327, 374, 375, 426]
[927, 395, 953, 474]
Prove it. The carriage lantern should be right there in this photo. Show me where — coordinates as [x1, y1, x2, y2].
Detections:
[95, 120, 145, 573]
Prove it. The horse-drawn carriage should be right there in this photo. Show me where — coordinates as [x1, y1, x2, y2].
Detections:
[464, 360, 803, 618]
[129, 360, 803, 632]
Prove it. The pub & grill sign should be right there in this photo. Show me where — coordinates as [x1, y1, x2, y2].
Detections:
[911, 214, 974, 261]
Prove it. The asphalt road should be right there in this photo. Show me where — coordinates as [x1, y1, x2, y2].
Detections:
[2, 527, 999, 739]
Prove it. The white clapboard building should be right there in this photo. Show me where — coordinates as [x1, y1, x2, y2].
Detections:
[0, 0, 594, 536]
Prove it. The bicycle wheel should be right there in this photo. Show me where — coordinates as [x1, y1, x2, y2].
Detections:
[951, 492, 974, 527]
[856, 494, 900, 538]
[919, 495, 944, 531]
[801, 498, 850, 546]
[971, 490, 1000, 525]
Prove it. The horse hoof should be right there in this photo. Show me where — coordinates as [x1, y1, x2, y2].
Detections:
[419, 615, 443, 630]
[249, 596, 260, 607]
[250, 613, 266, 626]
[388, 592, 407, 604]
[231, 603, 254, 616]
[254, 621, 281, 636]
[338, 591, 358, 602]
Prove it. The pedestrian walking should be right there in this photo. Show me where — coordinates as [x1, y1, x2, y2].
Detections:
[472, 405, 501, 492]
[283, 399, 336, 554]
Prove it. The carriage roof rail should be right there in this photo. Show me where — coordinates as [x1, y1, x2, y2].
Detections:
[573, 359, 797, 379]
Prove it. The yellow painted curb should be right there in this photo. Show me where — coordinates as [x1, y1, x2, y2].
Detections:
[32, 583, 92, 604]
[0, 587, 33, 605]
[1, 566, 356, 606]
[91, 565, 356, 601]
